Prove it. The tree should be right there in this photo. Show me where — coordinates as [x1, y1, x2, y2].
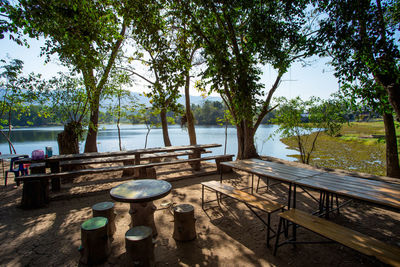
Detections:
[317, 0, 400, 122]
[132, 104, 160, 149]
[103, 70, 136, 151]
[0, 58, 44, 153]
[272, 96, 346, 164]
[2, 0, 131, 152]
[175, 0, 315, 159]
[122, 0, 184, 147]
[340, 80, 400, 178]
[317, 0, 400, 177]
[45, 73, 88, 155]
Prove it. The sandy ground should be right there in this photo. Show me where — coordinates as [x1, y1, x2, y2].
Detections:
[0, 158, 399, 267]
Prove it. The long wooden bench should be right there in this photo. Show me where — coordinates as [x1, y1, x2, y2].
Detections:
[59, 150, 212, 168]
[201, 180, 285, 246]
[274, 209, 400, 266]
[17, 154, 234, 209]
[28, 150, 212, 172]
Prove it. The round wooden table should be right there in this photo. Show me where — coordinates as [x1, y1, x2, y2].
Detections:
[110, 179, 172, 237]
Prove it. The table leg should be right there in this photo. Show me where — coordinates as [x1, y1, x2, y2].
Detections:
[292, 184, 297, 243]
[251, 174, 254, 194]
[129, 201, 157, 237]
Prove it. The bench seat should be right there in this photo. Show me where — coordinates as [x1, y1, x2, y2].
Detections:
[201, 180, 285, 246]
[274, 209, 400, 266]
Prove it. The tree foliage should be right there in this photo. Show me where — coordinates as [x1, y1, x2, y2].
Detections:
[174, 0, 316, 159]
[1, 0, 131, 152]
[0, 58, 44, 153]
[317, 0, 400, 121]
[272, 96, 347, 164]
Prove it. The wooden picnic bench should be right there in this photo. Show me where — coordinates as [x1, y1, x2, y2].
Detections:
[16, 146, 234, 209]
[201, 180, 285, 246]
[274, 209, 400, 266]
[17, 144, 223, 190]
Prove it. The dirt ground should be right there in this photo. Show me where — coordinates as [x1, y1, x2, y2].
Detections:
[0, 158, 399, 267]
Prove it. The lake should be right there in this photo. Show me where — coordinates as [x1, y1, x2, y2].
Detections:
[0, 124, 297, 160]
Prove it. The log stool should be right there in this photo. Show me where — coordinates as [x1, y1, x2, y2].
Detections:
[20, 179, 50, 209]
[92, 201, 116, 237]
[173, 204, 197, 241]
[125, 226, 154, 267]
[79, 217, 111, 265]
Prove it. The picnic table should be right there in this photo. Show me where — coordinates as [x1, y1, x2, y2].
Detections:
[220, 158, 400, 265]
[110, 179, 172, 237]
[16, 144, 232, 209]
[220, 158, 400, 212]
[17, 143, 222, 191]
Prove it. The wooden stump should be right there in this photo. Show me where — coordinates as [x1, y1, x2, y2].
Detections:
[173, 204, 196, 241]
[79, 217, 110, 265]
[122, 159, 136, 177]
[129, 202, 158, 237]
[30, 163, 46, 174]
[188, 150, 201, 171]
[49, 162, 61, 191]
[92, 202, 116, 237]
[125, 226, 154, 267]
[145, 167, 157, 179]
[21, 179, 49, 209]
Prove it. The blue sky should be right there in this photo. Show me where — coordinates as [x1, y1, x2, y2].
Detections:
[1, 36, 339, 100]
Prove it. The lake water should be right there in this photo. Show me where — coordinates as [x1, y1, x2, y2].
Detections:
[0, 124, 296, 160]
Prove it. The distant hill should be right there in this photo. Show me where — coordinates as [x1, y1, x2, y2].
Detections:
[102, 92, 222, 107]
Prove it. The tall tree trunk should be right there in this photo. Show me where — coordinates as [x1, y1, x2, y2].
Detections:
[8, 109, 12, 153]
[236, 120, 259, 159]
[160, 109, 171, 147]
[383, 112, 400, 178]
[184, 73, 197, 145]
[57, 122, 81, 155]
[84, 98, 100, 153]
[117, 94, 122, 151]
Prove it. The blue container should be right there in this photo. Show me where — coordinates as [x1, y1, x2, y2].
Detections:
[45, 147, 53, 157]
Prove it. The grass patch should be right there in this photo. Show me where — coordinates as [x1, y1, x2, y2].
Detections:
[280, 121, 394, 176]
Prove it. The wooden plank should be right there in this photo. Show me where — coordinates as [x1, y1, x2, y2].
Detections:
[221, 160, 313, 183]
[317, 172, 400, 189]
[46, 144, 221, 162]
[295, 176, 400, 211]
[279, 209, 400, 266]
[59, 150, 212, 167]
[202, 181, 284, 213]
[238, 159, 323, 176]
[16, 154, 234, 182]
[306, 175, 400, 195]
[15, 144, 222, 164]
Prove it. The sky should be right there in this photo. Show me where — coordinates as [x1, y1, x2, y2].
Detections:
[0, 36, 340, 100]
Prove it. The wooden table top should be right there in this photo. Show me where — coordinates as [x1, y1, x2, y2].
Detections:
[110, 179, 172, 203]
[221, 158, 324, 183]
[0, 154, 28, 160]
[16, 143, 222, 164]
[295, 172, 400, 211]
[222, 158, 400, 212]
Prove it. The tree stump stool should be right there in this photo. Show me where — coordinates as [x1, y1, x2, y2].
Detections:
[79, 217, 110, 265]
[125, 226, 154, 267]
[21, 179, 49, 209]
[173, 204, 197, 241]
[92, 201, 116, 237]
